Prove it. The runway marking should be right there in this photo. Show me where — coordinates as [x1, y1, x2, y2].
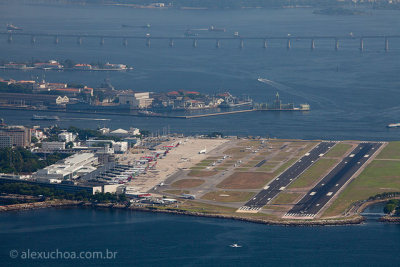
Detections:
[264, 185, 270, 190]
[310, 192, 316, 196]
[305, 153, 310, 156]
[319, 154, 324, 157]
[326, 192, 333, 196]
[279, 187, 285, 191]
[349, 154, 355, 158]
[364, 155, 369, 158]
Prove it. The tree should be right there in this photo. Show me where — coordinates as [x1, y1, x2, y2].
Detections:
[66, 141, 74, 149]
[31, 136, 39, 144]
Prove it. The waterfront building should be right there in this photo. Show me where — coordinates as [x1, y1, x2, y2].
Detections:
[0, 93, 69, 107]
[33, 61, 63, 69]
[33, 153, 98, 182]
[0, 126, 31, 147]
[104, 63, 127, 70]
[118, 92, 153, 109]
[73, 64, 92, 70]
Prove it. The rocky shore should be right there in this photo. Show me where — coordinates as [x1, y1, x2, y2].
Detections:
[0, 200, 79, 212]
[379, 216, 400, 223]
[0, 200, 370, 226]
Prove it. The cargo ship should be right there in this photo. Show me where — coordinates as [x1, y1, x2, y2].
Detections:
[31, 115, 59, 121]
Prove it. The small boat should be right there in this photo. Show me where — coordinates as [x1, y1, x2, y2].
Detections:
[387, 123, 400, 128]
[31, 115, 59, 121]
[6, 23, 23, 31]
[229, 243, 242, 248]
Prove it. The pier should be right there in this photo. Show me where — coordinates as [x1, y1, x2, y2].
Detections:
[2, 31, 400, 51]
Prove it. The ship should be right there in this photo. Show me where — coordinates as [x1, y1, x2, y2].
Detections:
[253, 92, 310, 111]
[184, 30, 198, 37]
[6, 23, 23, 31]
[121, 24, 150, 29]
[138, 110, 162, 117]
[208, 25, 226, 32]
[387, 123, 400, 128]
[31, 115, 59, 121]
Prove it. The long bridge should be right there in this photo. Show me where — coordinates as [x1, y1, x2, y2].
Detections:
[1, 31, 399, 51]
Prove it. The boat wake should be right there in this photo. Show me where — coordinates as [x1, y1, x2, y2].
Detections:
[257, 77, 338, 109]
[67, 118, 111, 121]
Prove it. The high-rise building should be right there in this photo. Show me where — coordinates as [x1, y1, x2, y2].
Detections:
[0, 126, 31, 147]
[0, 135, 13, 148]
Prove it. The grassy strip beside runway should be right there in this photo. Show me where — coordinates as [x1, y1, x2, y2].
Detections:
[269, 192, 303, 205]
[323, 159, 400, 217]
[375, 141, 400, 159]
[288, 158, 339, 189]
[201, 191, 255, 202]
[323, 143, 352, 158]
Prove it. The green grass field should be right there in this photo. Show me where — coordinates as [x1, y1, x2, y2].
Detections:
[323, 160, 400, 217]
[270, 192, 303, 205]
[376, 142, 400, 159]
[288, 158, 338, 189]
[323, 143, 352, 158]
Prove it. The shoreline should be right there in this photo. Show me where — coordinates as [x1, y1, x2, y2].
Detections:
[0, 199, 379, 226]
[1, 197, 398, 225]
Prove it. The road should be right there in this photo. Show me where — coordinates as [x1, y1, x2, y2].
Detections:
[285, 142, 382, 218]
[238, 141, 336, 211]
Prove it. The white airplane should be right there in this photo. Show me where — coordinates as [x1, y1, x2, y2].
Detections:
[199, 147, 206, 154]
[229, 243, 242, 248]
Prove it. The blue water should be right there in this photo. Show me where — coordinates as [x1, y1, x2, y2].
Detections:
[0, 3, 400, 139]
[0, 207, 399, 266]
[1, 4, 400, 265]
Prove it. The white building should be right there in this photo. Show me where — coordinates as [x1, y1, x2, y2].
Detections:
[113, 142, 128, 153]
[58, 131, 76, 143]
[41, 141, 66, 150]
[86, 139, 128, 153]
[33, 153, 98, 182]
[98, 128, 110, 135]
[118, 92, 153, 109]
[129, 127, 140, 136]
[104, 63, 127, 70]
[108, 128, 129, 137]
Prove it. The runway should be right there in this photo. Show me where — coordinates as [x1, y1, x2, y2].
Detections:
[285, 142, 383, 218]
[238, 141, 336, 212]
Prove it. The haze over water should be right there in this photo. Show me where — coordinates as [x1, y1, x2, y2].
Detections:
[0, 3, 400, 140]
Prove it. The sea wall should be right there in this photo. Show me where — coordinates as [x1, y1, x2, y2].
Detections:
[0, 200, 365, 226]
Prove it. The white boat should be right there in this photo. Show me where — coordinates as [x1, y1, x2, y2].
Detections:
[387, 123, 400, 128]
[229, 243, 242, 248]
